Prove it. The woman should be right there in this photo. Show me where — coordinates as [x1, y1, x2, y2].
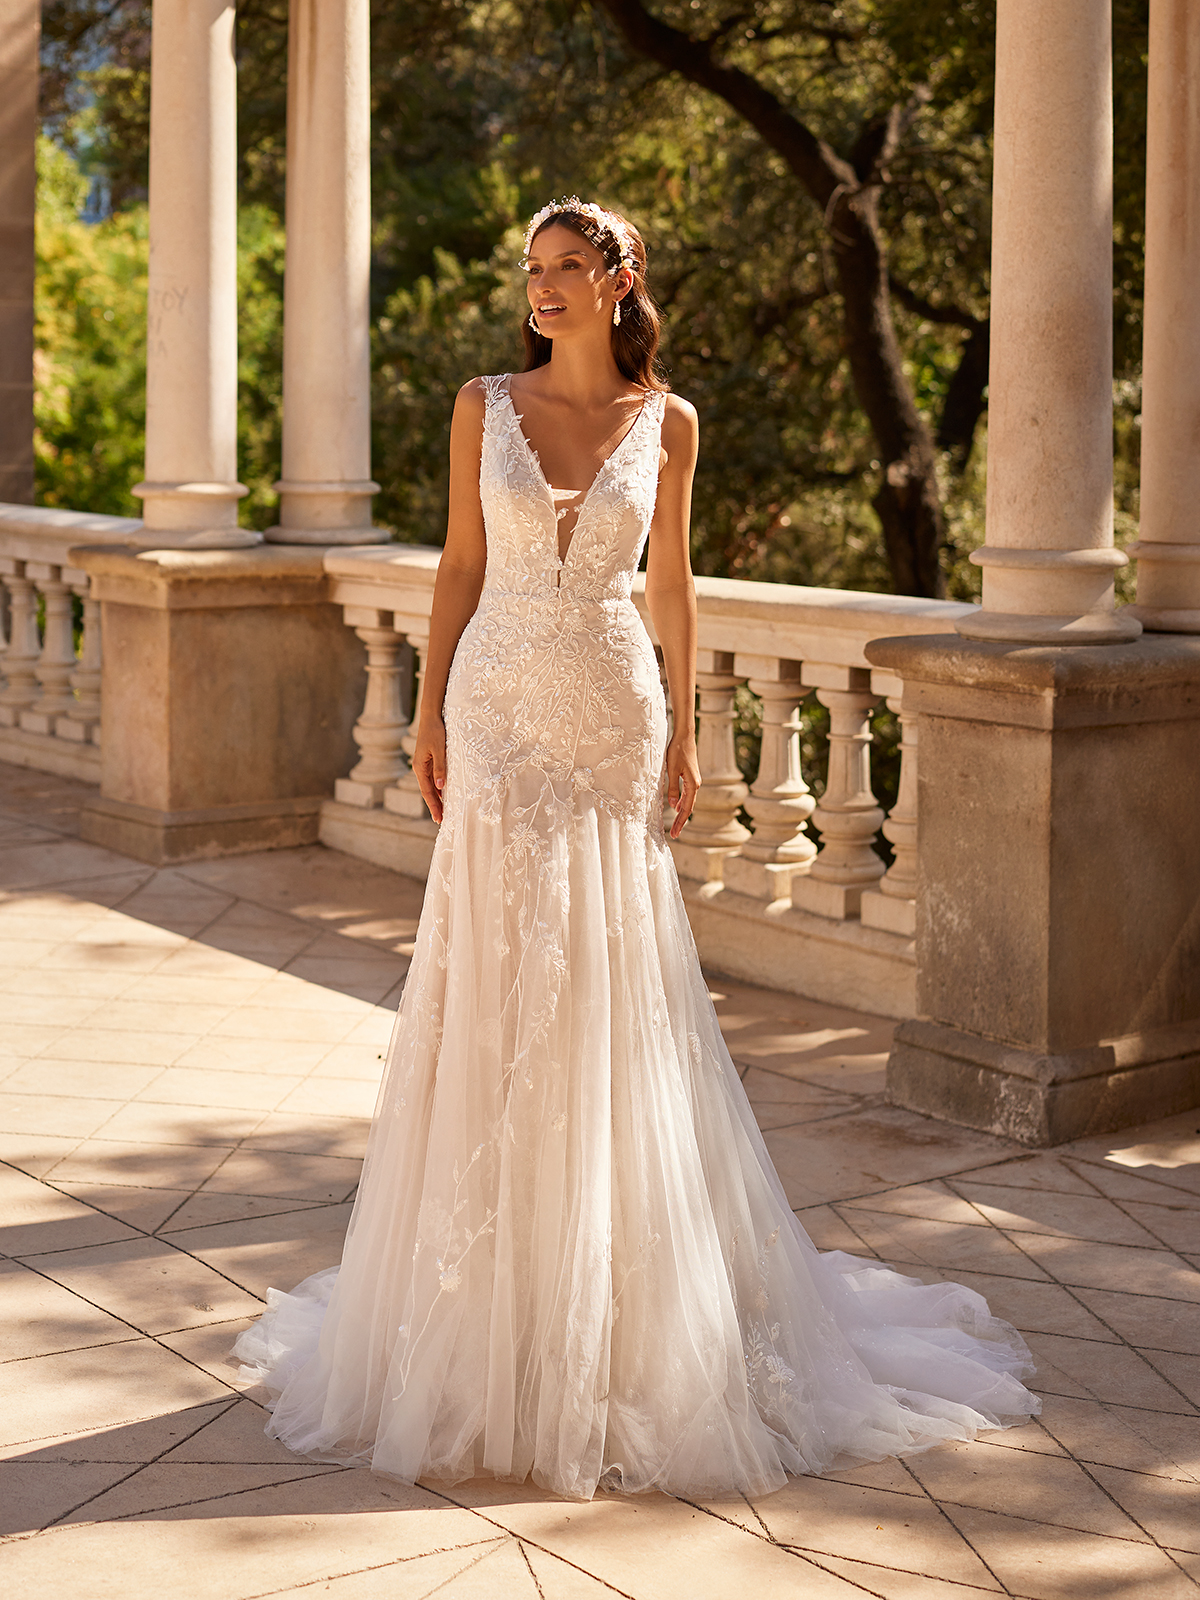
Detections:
[235, 198, 1039, 1500]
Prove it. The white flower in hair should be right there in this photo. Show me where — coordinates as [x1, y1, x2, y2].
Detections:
[522, 197, 636, 270]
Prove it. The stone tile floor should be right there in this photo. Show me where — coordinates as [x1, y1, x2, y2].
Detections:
[0, 759, 1197, 1599]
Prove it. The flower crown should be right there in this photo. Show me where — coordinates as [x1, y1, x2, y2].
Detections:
[522, 197, 636, 271]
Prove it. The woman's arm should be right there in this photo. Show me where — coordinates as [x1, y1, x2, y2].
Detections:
[412, 379, 489, 824]
[645, 394, 701, 840]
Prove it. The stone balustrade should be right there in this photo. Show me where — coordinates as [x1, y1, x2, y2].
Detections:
[0, 504, 145, 781]
[319, 547, 974, 1016]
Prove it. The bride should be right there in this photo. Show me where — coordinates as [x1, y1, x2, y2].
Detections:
[234, 198, 1039, 1500]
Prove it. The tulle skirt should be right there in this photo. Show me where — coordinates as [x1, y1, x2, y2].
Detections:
[234, 770, 1039, 1500]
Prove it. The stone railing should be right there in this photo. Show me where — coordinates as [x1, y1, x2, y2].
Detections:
[319, 547, 975, 1016]
[0, 504, 145, 781]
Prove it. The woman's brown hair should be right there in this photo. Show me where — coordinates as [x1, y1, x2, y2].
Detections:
[521, 207, 669, 393]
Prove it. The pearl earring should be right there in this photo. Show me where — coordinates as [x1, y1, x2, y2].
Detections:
[612, 301, 622, 327]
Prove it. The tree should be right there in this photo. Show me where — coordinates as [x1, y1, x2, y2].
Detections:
[587, 0, 988, 596]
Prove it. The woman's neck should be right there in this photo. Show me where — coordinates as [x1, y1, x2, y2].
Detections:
[528, 339, 634, 406]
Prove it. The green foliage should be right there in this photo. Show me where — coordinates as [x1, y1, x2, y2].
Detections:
[34, 137, 287, 529]
[34, 135, 148, 514]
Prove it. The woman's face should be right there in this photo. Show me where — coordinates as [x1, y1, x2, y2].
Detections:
[525, 222, 625, 335]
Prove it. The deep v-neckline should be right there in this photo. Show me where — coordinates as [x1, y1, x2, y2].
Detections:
[503, 378, 650, 572]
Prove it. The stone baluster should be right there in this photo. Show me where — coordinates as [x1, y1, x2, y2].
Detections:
[860, 669, 917, 937]
[791, 665, 884, 919]
[669, 649, 748, 884]
[0, 566, 42, 726]
[384, 625, 430, 820]
[21, 564, 77, 734]
[334, 607, 408, 806]
[723, 655, 815, 903]
[58, 573, 102, 745]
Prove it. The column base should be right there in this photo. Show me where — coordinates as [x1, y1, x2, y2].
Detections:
[792, 874, 881, 920]
[667, 839, 742, 885]
[335, 775, 398, 807]
[80, 793, 324, 864]
[134, 527, 263, 550]
[888, 1017, 1200, 1147]
[1125, 606, 1200, 633]
[956, 607, 1142, 645]
[861, 887, 916, 937]
[264, 525, 392, 547]
[384, 778, 430, 821]
[721, 855, 810, 903]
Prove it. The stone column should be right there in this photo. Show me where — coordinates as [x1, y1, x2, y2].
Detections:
[0, 0, 37, 503]
[958, 0, 1139, 645]
[1127, 0, 1200, 632]
[132, 0, 256, 549]
[266, 0, 385, 544]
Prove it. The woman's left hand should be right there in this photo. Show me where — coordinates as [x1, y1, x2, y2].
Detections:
[666, 733, 702, 839]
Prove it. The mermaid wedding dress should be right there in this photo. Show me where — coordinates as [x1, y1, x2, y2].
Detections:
[234, 374, 1039, 1499]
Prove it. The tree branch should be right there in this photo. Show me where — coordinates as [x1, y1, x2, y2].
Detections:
[888, 276, 983, 331]
[594, 0, 855, 206]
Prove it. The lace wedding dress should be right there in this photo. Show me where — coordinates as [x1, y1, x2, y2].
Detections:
[234, 374, 1039, 1500]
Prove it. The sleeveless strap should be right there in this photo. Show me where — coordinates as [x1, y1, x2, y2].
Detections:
[480, 373, 509, 409]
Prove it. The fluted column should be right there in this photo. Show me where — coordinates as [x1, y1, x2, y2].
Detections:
[132, 0, 253, 548]
[723, 655, 815, 903]
[669, 650, 748, 883]
[267, 0, 384, 544]
[1128, 0, 1200, 632]
[957, 0, 1139, 645]
[791, 666, 884, 919]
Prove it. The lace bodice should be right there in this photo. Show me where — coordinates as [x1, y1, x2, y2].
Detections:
[478, 374, 666, 602]
[440, 374, 671, 833]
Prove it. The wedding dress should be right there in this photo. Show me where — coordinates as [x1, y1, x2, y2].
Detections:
[234, 373, 1039, 1500]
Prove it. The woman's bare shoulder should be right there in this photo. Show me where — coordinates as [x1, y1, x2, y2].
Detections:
[660, 391, 698, 453]
[455, 376, 490, 410]
[661, 390, 697, 425]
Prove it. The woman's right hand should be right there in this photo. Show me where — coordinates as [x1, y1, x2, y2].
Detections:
[413, 714, 447, 824]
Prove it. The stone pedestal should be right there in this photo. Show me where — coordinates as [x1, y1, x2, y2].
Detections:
[71, 545, 364, 863]
[866, 634, 1200, 1145]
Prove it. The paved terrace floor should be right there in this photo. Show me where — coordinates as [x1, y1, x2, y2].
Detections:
[0, 761, 1197, 1600]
